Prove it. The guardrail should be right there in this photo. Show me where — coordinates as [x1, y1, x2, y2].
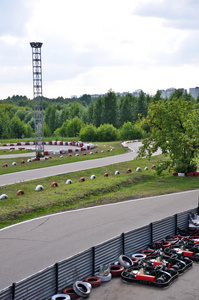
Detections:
[0, 206, 198, 300]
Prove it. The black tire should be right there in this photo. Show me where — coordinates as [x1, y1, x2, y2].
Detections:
[156, 277, 165, 284]
[172, 264, 179, 271]
[168, 267, 178, 276]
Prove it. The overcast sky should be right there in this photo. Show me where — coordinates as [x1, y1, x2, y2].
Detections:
[0, 0, 199, 99]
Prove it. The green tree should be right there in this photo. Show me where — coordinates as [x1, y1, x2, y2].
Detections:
[138, 97, 199, 173]
[101, 90, 118, 127]
[93, 97, 103, 127]
[64, 116, 84, 137]
[79, 124, 97, 141]
[96, 123, 118, 141]
[9, 116, 26, 138]
[119, 122, 144, 140]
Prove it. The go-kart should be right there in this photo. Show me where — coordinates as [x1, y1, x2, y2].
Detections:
[121, 261, 178, 287]
[141, 248, 192, 274]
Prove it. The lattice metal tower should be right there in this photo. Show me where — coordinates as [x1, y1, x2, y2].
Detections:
[30, 42, 44, 157]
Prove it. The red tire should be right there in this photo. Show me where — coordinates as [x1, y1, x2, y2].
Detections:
[140, 250, 154, 256]
[51, 182, 58, 187]
[79, 177, 85, 182]
[126, 168, 132, 173]
[130, 257, 139, 264]
[84, 276, 102, 287]
[110, 265, 124, 277]
[17, 190, 24, 195]
[103, 173, 108, 177]
[161, 241, 171, 249]
[3, 163, 8, 167]
[62, 287, 79, 299]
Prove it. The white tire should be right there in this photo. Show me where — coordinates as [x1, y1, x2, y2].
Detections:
[73, 281, 91, 298]
[131, 253, 146, 260]
[136, 167, 141, 172]
[95, 272, 112, 282]
[35, 185, 44, 191]
[0, 194, 8, 200]
[27, 159, 31, 163]
[66, 179, 72, 185]
[90, 175, 96, 180]
[51, 294, 71, 300]
[115, 170, 120, 175]
[118, 255, 133, 268]
[12, 162, 17, 165]
[144, 167, 148, 170]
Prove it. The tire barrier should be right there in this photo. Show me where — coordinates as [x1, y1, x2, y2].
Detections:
[118, 255, 133, 268]
[103, 173, 108, 177]
[89, 151, 93, 155]
[12, 162, 17, 166]
[62, 287, 79, 299]
[3, 163, 8, 167]
[110, 265, 124, 277]
[27, 159, 31, 163]
[151, 165, 156, 169]
[101, 150, 104, 153]
[0, 194, 8, 200]
[115, 170, 120, 175]
[79, 177, 85, 182]
[35, 185, 44, 191]
[75, 153, 79, 156]
[144, 167, 148, 170]
[82, 153, 86, 155]
[66, 179, 72, 185]
[17, 190, 25, 196]
[51, 294, 71, 300]
[90, 175, 96, 180]
[136, 167, 141, 172]
[51, 182, 58, 187]
[73, 281, 91, 298]
[84, 276, 102, 288]
[126, 168, 132, 173]
[21, 160, 25, 164]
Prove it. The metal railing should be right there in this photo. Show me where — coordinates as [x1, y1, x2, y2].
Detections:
[0, 207, 198, 300]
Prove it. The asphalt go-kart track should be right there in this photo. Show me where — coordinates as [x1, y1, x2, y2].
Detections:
[0, 141, 199, 300]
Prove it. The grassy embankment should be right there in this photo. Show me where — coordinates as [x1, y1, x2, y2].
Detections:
[0, 141, 199, 229]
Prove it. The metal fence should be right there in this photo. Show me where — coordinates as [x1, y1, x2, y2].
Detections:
[0, 207, 198, 300]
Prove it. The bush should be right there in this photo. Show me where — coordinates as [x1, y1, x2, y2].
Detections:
[79, 124, 97, 141]
[96, 124, 118, 141]
[119, 121, 144, 140]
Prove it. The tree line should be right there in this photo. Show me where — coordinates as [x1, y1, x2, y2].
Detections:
[0, 89, 196, 140]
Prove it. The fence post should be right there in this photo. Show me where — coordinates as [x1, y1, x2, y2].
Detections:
[150, 223, 153, 243]
[122, 233, 125, 254]
[198, 196, 199, 215]
[55, 263, 59, 294]
[12, 283, 16, 300]
[92, 247, 95, 276]
[175, 214, 178, 235]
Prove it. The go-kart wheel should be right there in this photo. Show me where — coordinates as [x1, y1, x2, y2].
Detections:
[194, 253, 199, 259]
[182, 257, 191, 264]
[172, 264, 179, 271]
[168, 267, 178, 276]
[156, 276, 165, 284]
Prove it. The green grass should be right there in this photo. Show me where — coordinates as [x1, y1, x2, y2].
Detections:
[1, 154, 199, 229]
[0, 142, 126, 175]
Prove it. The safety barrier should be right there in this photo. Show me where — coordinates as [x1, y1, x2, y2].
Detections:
[0, 206, 198, 300]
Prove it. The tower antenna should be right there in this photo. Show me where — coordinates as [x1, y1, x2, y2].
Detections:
[30, 42, 44, 157]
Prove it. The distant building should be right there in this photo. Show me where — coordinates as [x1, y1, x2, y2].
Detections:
[189, 87, 199, 100]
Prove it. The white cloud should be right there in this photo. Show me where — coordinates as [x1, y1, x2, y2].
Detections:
[0, 0, 199, 99]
